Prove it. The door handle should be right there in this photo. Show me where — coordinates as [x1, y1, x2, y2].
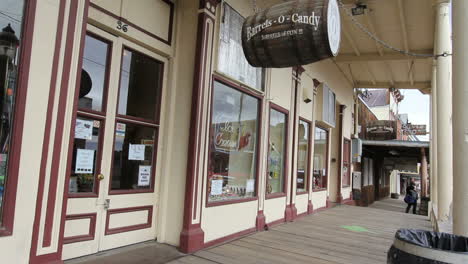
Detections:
[98, 173, 105, 181]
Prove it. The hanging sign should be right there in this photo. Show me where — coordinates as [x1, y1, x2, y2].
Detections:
[242, 0, 341, 68]
[406, 124, 427, 135]
[365, 120, 397, 140]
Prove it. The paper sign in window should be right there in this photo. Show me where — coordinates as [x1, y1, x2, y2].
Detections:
[75, 119, 93, 140]
[211, 179, 223, 195]
[138, 165, 151, 186]
[75, 149, 95, 174]
[128, 144, 145, 161]
[116, 122, 126, 137]
[246, 179, 255, 193]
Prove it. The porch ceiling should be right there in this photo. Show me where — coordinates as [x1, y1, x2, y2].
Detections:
[257, 0, 435, 94]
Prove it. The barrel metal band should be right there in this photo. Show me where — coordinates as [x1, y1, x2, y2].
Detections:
[393, 238, 468, 264]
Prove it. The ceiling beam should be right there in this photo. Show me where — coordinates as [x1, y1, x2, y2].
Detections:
[364, 62, 377, 85]
[341, 15, 378, 85]
[342, 24, 361, 56]
[335, 50, 433, 63]
[397, 0, 415, 86]
[419, 88, 432, 95]
[362, 10, 395, 86]
[340, 0, 358, 5]
[356, 81, 431, 90]
[364, 11, 384, 56]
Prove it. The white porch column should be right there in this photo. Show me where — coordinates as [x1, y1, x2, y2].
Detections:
[452, 0, 468, 236]
[434, 0, 452, 221]
[430, 61, 438, 209]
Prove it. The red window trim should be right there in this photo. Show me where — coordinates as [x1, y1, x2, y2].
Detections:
[115, 45, 164, 126]
[67, 114, 106, 198]
[296, 117, 312, 194]
[265, 103, 289, 199]
[77, 32, 113, 115]
[312, 125, 329, 191]
[68, 32, 112, 198]
[205, 75, 263, 207]
[0, 0, 37, 237]
[107, 44, 165, 195]
[107, 121, 159, 195]
[341, 137, 352, 188]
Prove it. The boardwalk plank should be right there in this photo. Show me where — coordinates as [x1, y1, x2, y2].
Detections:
[173, 201, 432, 264]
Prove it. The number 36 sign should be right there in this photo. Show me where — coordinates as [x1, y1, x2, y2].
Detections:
[116, 20, 128, 32]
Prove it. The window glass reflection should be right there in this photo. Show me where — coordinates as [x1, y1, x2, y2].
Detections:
[111, 122, 156, 190]
[118, 48, 162, 122]
[208, 81, 259, 203]
[69, 118, 101, 193]
[78, 35, 110, 112]
[0, 0, 26, 224]
[297, 120, 310, 193]
[267, 108, 287, 194]
[313, 127, 328, 190]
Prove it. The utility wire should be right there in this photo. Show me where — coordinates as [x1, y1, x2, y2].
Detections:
[0, 11, 21, 23]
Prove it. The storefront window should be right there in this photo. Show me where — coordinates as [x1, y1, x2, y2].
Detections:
[69, 118, 101, 193]
[296, 119, 310, 193]
[267, 107, 287, 195]
[111, 47, 162, 191]
[218, 4, 264, 91]
[313, 126, 328, 190]
[68, 34, 110, 195]
[0, 1, 26, 224]
[78, 34, 110, 112]
[111, 123, 156, 190]
[208, 80, 259, 203]
[69, 34, 110, 194]
[118, 48, 163, 122]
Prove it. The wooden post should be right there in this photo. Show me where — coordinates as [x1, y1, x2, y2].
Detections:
[420, 148, 428, 198]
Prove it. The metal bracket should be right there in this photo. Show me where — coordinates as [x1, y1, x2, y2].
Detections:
[97, 199, 110, 210]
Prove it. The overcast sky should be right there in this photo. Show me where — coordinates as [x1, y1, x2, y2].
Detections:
[398, 90, 430, 141]
[0, 0, 24, 36]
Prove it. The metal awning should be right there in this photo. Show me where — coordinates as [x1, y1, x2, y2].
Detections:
[362, 140, 429, 161]
[362, 140, 429, 148]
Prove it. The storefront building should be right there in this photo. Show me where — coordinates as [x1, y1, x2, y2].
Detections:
[0, 0, 356, 263]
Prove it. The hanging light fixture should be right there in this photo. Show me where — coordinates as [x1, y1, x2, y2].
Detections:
[0, 24, 19, 60]
[351, 3, 367, 16]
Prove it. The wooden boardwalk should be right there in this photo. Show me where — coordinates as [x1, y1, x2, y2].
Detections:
[170, 203, 431, 264]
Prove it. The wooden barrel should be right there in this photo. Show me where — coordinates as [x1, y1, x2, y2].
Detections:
[242, 0, 341, 68]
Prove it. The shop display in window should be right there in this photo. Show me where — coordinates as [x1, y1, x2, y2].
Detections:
[313, 126, 328, 190]
[267, 108, 287, 195]
[110, 46, 163, 191]
[69, 118, 101, 193]
[68, 34, 111, 195]
[297, 119, 310, 193]
[208, 80, 259, 203]
[111, 122, 156, 190]
[0, 1, 26, 224]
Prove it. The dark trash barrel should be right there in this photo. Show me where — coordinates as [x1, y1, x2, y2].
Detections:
[388, 229, 468, 264]
[241, 0, 341, 68]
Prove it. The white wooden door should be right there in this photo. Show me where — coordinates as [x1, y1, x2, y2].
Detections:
[62, 25, 166, 260]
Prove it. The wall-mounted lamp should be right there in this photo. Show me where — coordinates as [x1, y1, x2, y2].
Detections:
[351, 3, 367, 16]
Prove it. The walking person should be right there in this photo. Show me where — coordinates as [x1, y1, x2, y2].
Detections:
[404, 185, 418, 214]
